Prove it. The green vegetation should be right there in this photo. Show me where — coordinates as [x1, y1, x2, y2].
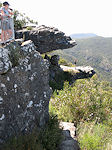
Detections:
[26, 26, 33, 30]
[1, 115, 62, 150]
[13, 10, 38, 30]
[50, 36, 112, 85]
[40, 115, 63, 150]
[8, 43, 21, 67]
[50, 75, 112, 124]
[2, 130, 43, 150]
[78, 122, 112, 150]
[59, 57, 75, 67]
[50, 75, 112, 149]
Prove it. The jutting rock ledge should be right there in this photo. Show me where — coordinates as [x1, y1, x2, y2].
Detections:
[15, 25, 76, 53]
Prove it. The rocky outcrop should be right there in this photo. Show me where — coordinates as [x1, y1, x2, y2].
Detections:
[0, 40, 52, 144]
[44, 54, 95, 90]
[60, 65, 95, 78]
[59, 122, 80, 150]
[15, 25, 76, 54]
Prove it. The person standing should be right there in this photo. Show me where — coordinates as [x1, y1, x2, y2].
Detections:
[1, 1, 14, 44]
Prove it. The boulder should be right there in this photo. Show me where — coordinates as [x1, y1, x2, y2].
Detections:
[15, 25, 76, 53]
[59, 122, 80, 150]
[0, 40, 52, 144]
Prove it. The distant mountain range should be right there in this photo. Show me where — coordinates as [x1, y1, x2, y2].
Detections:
[70, 33, 98, 39]
[50, 36, 112, 85]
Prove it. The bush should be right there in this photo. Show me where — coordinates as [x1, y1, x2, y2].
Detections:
[8, 43, 21, 67]
[50, 75, 112, 125]
[78, 122, 112, 150]
[1, 131, 44, 150]
[40, 115, 63, 150]
[26, 26, 33, 30]
[59, 58, 75, 67]
[50, 75, 112, 150]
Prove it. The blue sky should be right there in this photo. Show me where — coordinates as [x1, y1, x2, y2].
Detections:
[1, 0, 112, 37]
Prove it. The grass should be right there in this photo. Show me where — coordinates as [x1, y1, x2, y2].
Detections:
[78, 122, 112, 150]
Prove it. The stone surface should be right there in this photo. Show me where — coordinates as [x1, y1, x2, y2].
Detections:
[59, 122, 80, 150]
[0, 47, 12, 74]
[60, 65, 95, 78]
[0, 40, 52, 144]
[15, 25, 76, 53]
[60, 122, 76, 139]
[50, 55, 60, 66]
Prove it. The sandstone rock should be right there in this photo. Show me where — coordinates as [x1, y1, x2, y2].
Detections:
[60, 122, 77, 139]
[59, 122, 80, 150]
[0, 40, 52, 144]
[15, 25, 76, 53]
[60, 65, 95, 78]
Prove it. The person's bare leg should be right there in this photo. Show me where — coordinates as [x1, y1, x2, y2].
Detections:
[5, 30, 9, 41]
[4, 31, 8, 43]
[8, 29, 12, 40]
[1, 30, 5, 43]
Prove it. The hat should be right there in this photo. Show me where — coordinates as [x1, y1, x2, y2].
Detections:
[3, 1, 10, 6]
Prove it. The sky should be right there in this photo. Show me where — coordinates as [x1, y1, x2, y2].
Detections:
[1, 0, 112, 37]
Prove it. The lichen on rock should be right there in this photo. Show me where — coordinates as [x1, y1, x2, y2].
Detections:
[0, 40, 52, 144]
[15, 25, 76, 53]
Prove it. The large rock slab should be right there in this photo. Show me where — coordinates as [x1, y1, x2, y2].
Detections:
[60, 65, 95, 78]
[59, 122, 80, 150]
[15, 25, 76, 53]
[0, 40, 52, 144]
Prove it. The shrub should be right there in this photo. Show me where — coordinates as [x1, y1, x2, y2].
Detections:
[50, 76, 112, 149]
[1, 131, 44, 150]
[40, 115, 63, 150]
[78, 122, 112, 150]
[50, 75, 112, 125]
[26, 26, 33, 30]
[8, 43, 21, 67]
[59, 58, 75, 67]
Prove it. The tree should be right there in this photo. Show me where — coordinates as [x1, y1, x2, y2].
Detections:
[13, 10, 38, 30]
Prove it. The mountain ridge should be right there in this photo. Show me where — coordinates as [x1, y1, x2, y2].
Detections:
[49, 36, 112, 84]
[70, 33, 98, 39]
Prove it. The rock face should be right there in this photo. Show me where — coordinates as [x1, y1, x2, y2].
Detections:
[0, 40, 52, 144]
[15, 25, 76, 54]
[59, 122, 80, 150]
[0, 47, 12, 74]
[44, 54, 95, 91]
